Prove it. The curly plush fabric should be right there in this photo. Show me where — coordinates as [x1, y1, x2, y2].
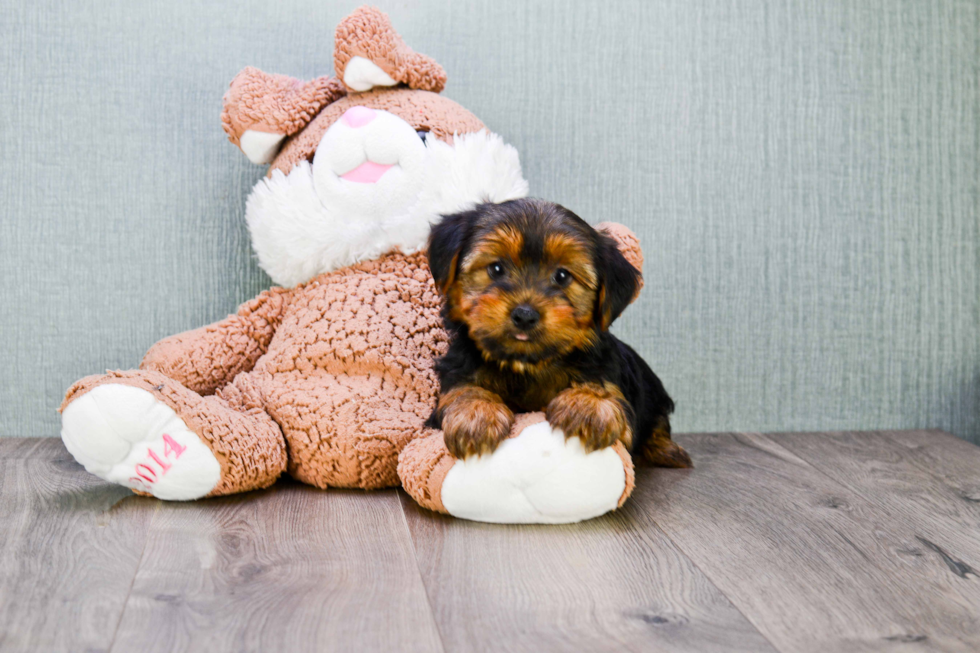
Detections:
[334, 6, 447, 93]
[251, 251, 449, 489]
[62, 251, 449, 493]
[141, 287, 293, 396]
[397, 428, 456, 512]
[131, 251, 447, 490]
[221, 68, 347, 147]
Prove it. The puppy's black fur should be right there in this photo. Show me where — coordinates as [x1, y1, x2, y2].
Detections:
[425, 198, 690, 467]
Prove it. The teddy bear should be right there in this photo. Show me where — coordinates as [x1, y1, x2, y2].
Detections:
[58, 6, 650, 523]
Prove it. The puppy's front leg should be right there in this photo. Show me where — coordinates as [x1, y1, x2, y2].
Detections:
[438, 385, 515, 459]
[546, 382, 633, 452]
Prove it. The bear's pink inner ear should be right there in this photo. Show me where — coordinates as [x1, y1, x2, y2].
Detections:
[333, 6, 447, 94]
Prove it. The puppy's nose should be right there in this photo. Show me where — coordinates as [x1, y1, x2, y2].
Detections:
[510, 304, 540, 330]
[342, 106, 376, 128]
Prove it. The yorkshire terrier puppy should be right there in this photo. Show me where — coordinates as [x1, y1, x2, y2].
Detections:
[425, 198, 691, 468]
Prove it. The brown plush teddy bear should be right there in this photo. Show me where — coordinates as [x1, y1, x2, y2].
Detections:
[59, 6, 646, 523]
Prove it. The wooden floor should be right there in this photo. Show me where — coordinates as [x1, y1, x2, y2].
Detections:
[1, 430, 979, 652]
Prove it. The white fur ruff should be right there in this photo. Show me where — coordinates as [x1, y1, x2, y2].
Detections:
[245, 130, 529, 287]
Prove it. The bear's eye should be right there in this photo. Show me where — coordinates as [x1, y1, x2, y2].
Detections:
[487, 261, 505, 280]
[417, 130, 428, 146]
[553, 268, 572, 287]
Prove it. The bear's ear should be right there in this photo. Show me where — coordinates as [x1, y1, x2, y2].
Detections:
[221, 67, 346, 165]
[334, 6, 447, 94]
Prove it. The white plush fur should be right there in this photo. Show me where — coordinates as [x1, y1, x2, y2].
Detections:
[245, 113, 529, 287]
[61, 385, 221, 501]
[440, 421, 627, 524]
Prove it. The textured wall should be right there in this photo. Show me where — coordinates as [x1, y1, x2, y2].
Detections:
[1, 0, 977, 441]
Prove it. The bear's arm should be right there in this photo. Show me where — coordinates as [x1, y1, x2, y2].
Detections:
[139, 287, 293, 396]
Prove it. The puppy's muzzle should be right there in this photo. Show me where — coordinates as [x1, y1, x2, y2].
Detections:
[510, 304, 540, 332]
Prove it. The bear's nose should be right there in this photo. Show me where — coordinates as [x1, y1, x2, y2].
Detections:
[510, 304, 540, 330]
[342, 106, 376, 128]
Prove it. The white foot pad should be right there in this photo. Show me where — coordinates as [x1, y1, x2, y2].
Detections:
[61, 384, 221, 500]
[440, 421, 627, 524]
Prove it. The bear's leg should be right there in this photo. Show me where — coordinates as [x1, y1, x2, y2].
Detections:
[60, 370, 286, 500]
[269, 372, 432, 490]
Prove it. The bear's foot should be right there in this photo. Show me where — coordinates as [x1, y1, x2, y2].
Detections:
[61, 384, 221, 500]
[61, 369, 288, 499]
[398, 413, 635, 524]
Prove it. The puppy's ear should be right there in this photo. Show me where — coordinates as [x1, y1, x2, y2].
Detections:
[428, 209, 479, 294]
[594, 233, 643, 330]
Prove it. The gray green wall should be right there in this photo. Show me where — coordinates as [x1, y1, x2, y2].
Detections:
[2, 0, 977, 441]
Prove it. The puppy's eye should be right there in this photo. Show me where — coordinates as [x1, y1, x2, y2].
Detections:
[553, 268, 572, 287]
[417, 130, 428, 146]
[487, 261, 505, 280]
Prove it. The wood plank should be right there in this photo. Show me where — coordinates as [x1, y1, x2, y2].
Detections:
[10, 430, 979, 652]
[641, 432, 980, 653]
[0, 436, 66, 460]
[881, 430, 980, 505]
[774, 430, 980, 584]
[0, 442, 156, 652]
[400, 490, 778, 653]
[111, 482, 444, 653]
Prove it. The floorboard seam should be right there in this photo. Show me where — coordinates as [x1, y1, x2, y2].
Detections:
[106, 499, 159, 653]
[395, 489, 449, 653]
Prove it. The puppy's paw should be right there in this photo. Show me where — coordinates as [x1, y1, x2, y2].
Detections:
[440, 386, 515, 459]
[546, 382, 632, 452]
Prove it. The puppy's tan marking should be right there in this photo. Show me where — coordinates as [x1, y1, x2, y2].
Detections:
[546, 381, 632, 451]
[439, 385, 514, 458]
[543, 232, 598, 289]
[461, 224, 524, 272]
[437, 251, 460, 295]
